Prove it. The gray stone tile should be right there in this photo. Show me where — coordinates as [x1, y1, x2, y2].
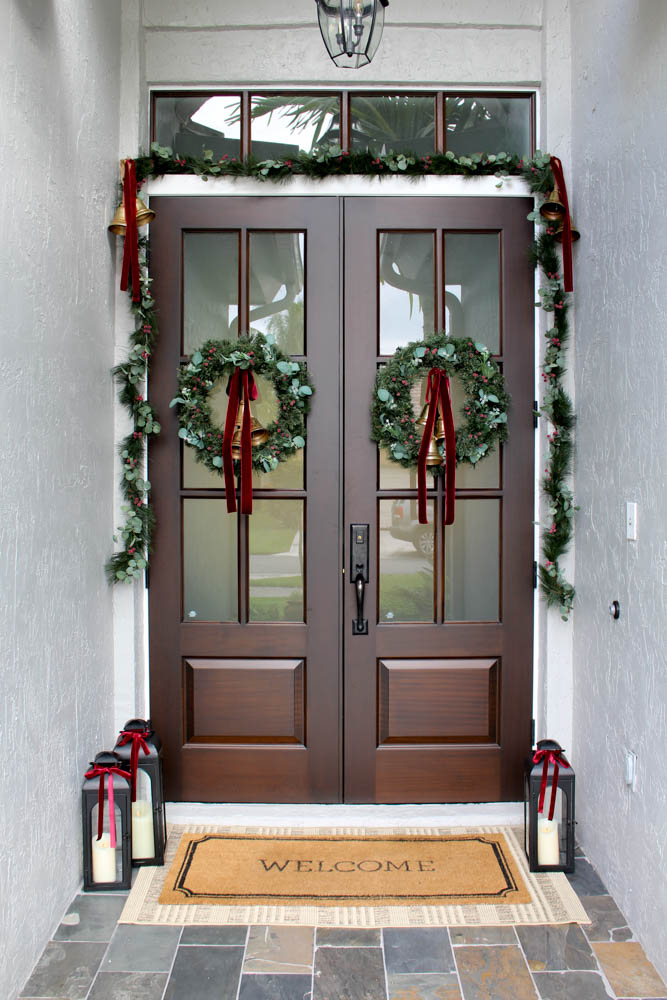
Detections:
[180, 925, 248, 946]
[533, 970, 614, 999]
[384, 928, 455, 974]
[450, 925, 517, 946]
[516, 924, 597, 971]
[244, 926, 314, 974]
[103, 924, 181, 971]
[388, 972, 462, 999]
[317, 927, 382, 947]
[239, 973, 314, 999]
[53, 894, 127, 942]
[581, 895, 633, 942]
[313, 946, 386, 1000]
[455, 946, 538, 1000]
[164, 945, 244, 1000]
[566, 859, 607, 897]
[20, 941, 107, 1000]
[87, 971, 169, 1000]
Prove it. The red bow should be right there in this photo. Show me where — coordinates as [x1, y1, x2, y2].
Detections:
[222, 369, 258, 515]
[119, 159, 141, 303]
[116, 729, 150, 802]
[85, 765, 129, 848]
[417, 368, 456, 526]
[532, 746, 571, 821]
[549, 156, 574, 293]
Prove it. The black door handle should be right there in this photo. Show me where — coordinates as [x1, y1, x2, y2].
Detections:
[350, 524, 369, 635]
[353, 571, 367, 635]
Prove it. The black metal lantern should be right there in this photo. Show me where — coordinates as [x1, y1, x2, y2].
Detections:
[82, 752, 132, 891]
[315, 0, 389, 68]
[114, 719, 167, 866]
[524, 738, 575, 873]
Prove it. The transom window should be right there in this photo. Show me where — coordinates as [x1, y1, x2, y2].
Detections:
[151, 91, 535, 161]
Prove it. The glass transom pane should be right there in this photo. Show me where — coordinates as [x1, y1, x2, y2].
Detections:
[183, 500, 238, 622]
[183, 232, 239, 354]
[379, 499, 435, 623]
[250, 95, 341, 157]
[379, 232, 435, 354]
[350, 95, 435, 156]
[444, 234, 500, 354]
[154, 94, 241, 161]
[249, 500, 304, 622]
[445, 499, 500, 621]
[445, 96, 531, 158]
[249, 232, 305, 354]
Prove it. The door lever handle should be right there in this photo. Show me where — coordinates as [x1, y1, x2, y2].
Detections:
[350, 524, 369, 635]
[353, 569, 368, 635]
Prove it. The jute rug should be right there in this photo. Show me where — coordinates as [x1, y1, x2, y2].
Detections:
[120, 825, 589, 927]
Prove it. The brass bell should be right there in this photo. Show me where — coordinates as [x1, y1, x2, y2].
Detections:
[434, 411, 446, 442]
[539, 188, 567, 223]
[108, 197, 155, 235]
[554, 218, 581, 243]
[250, 417, 270, 448]
[415, 403, 429, 427]
[231, 399, 270, 457]
[425, 433, 444, 467]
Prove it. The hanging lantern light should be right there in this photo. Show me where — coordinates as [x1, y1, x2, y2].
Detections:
[315, 0, 389, 68]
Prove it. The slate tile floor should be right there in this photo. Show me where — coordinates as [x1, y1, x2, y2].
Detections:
[20, 851, 667, 1000]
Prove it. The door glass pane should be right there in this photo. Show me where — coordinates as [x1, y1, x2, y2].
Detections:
[445, 96, 532, 158]
[249, 500, 304, 622]
[184, 233, 239, 353]
[445, 499, 499, 621]
[450, 375, 500, 489]
[350, 95, 436, 155]
[182, 374, 304, 489]
[249, 233, 305, 354]
[250, 95, 341, 157]
[444, 234, 500, 354]
[183, 500, 238, 622]
[379, 233, 435, 354]
[153, 94, 242, 161]
[379, 499, 435, 623]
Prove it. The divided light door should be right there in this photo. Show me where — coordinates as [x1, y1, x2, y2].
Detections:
[148, 194, 534, 804]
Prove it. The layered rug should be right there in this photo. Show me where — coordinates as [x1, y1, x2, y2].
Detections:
[119, 825, 589, 928]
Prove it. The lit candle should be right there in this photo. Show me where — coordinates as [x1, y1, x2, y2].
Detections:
[537, 816, 560, 866]
[92, 833, 117, 882]
[131, 799, 155, 860]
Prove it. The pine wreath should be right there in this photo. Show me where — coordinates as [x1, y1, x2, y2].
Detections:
[170, 332, 313, 476]
[371, 333, 509, 470]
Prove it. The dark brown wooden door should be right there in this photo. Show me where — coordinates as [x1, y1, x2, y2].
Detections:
[148, 194, 534, 803]
[343, 197, 534, 802]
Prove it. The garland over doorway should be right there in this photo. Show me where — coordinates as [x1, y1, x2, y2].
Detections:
[107, 145, 577, 619]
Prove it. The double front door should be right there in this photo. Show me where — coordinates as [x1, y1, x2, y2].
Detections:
[148, 194, 534, 803]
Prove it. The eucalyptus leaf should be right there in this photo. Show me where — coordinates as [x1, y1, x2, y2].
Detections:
[377, 388, 391, 402]
[192, 351, 203, 365]
[292, 435, 305, 448]
[299, 385, 313, 395]
[212, 456, 223, 468]
[178, 428, 189, 439]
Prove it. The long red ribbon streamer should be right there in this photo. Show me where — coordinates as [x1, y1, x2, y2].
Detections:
[119, 159, 141, 303]
[116, 729, 150, 802]
[532, 747, 571, 821]
[549, 156, 573, 293]
[222, 369, 258, 515]
[85, 765, 129, 848]
[417, 368, 456, 526]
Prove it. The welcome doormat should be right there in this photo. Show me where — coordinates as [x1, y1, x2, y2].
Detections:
[120, 825, 589, 927]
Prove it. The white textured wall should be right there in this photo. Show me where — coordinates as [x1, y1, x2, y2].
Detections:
[0, 2, 121, 997]
[570, 0, 667, 980]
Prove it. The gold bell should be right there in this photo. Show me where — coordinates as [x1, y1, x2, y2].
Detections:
[415, 403, 429, 427]
[250, 417, 270, 448]
[231, 400, 270, 458]
[434, 412, 446, 442]
[539, 188, 567, 223]
[108, 160, 155, 234]
[554, 218, 581, 243]
[425, 434, 444, 467]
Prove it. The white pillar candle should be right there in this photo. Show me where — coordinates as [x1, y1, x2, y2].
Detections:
[131, 799, 155, 860]
[537, 816, 560, 866]
[92, 833, 117, 883]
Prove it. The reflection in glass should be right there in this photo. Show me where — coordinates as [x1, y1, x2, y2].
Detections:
[379, 499, 434, 623]
[184, 233, 239, 353]
[183, 500, 238, 622]
[350, 95, 436, 155]
[450, 376, 500, 488]
[153, 95, 242, 161]
[249, 233, 305, 354]
[250, 501, 304, 622]
[445, 96, 532, 158]
[444, 234, 500, 354]
[250, 95, 341, 158]
[379, 233, 435, 354]
[445, 500, 499, 621]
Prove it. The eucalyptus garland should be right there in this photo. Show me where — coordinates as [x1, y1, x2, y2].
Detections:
[371, 334, 509, 469]
[170, 333, 313, 476]
[108, 145, 576, 620]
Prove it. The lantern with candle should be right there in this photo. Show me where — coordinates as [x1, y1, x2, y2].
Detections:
[114, 718, 166, 866]
[82, 751, 132, 891]
[524, 738, 575, 873]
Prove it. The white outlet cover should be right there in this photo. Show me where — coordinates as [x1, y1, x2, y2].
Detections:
[625, 501, 638, 541]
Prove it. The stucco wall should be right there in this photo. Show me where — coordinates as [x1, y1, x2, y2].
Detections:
[0, 2, 121, 997]
[570, 0, 667, 980]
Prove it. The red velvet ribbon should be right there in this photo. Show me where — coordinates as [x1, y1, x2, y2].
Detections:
[119, 159, 141, 303]
[85, 765, 129, 848]
[549, 156, 574, 293]
[532, 747, 571, 821]
[116, 729, 150, 802]
[417, 368, 456, 526]
[222, 369, 258, 515]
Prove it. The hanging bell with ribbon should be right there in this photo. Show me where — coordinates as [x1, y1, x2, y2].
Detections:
[554, 218, 581, 243]
[539, 188, 567, 223]
[231, 399, 270, 458]
[108, 160, 155, 235]
[416, 403, 444, 467]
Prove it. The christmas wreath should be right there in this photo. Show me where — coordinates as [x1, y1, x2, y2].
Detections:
[170, 332, 313, 514]
[371, 333, 509, 524]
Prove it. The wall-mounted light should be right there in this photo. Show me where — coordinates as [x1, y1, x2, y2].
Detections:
[315, 0, 389, 68]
